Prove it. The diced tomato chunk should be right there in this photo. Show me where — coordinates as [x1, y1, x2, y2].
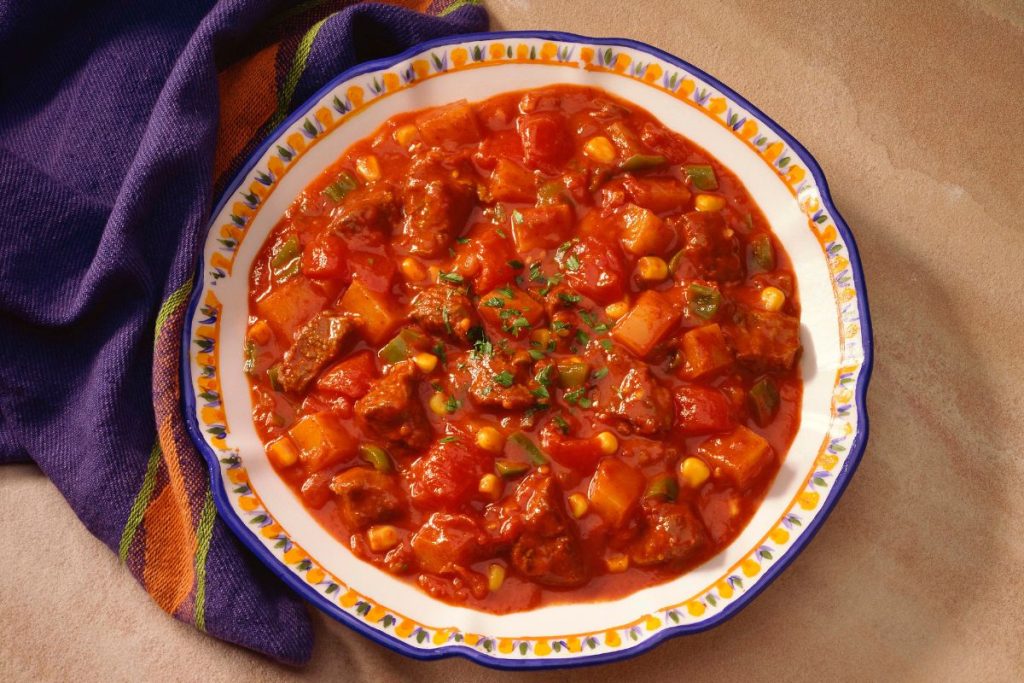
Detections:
[563, 235, 626, 305]
[674, 385, 735, 435]
[539, 421, 603, 472]
[407, 435, 490, 509]
[474, 129, 524, 170]
[511, 204, 574, 252]
[301, 232, 349, 280]
[316, 351, 377, 398]
[463, 225, 519, 293]
[517, 111, 573, 173]
[347, 250, 395, 293]
[477, 286, 546, 339]
[410, 513, 486, 573]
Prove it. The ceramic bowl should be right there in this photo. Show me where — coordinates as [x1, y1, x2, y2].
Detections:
[182, 30, 873, 669]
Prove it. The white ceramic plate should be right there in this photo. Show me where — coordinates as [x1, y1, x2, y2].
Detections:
[182, 31, 872, 669]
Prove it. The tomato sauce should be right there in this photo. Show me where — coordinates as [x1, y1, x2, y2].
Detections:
[245, 85, 802, 613]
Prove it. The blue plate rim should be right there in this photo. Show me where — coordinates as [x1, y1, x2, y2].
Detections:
[180, 29, 874, 670]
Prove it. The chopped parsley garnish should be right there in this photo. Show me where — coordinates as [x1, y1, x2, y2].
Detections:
[495, 228, 507, 238]
[528, 349, 545, 361]
[592, 367, 609, 380]
[564, 387, 592, 408]
[511, 210, 524, 225]
[444, 396, 461, 412]
[553, 415, 570, 435]
[565, 254, 581, 272]
[455, 237, 470, 244]
[531, 386, 550, 400]
[482, 296, 505, 308]
[439, 435, 459, 444]
[498, 285, 515, 299]
[529, 262, 545, 282]
[508, 259, 525, 270]
[439, 270, 463, 284]
[494, 370, 515, 387]
[508, 316, 531, 332]
[535, 365, 554, 386]
[552, 320, 571, 332]
[575, 329, 591, 345]
[579, 310, 597, 327]
[558, 291, 582, 305]
[472, 338, 494, 357]
[599, 339, 614, 351]
[432, 341, 447, 365]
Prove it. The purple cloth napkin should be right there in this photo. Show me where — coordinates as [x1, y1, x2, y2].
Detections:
[0, 0, 487, 664]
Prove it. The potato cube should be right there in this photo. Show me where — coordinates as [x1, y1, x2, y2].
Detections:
[619, 204, 672, 256]
[588, 457, 645, 527]
[681, 323, 733, 378]
[255, 276, 327, 340]
[288, 412, 357, 472]
[696, 426, 774, 489]
[612, 290, 680, 358]
[477, 286, 546, 338]
[339, 279, 401, 344]
[489, 158, 536, 202]
[414, 100, 481, 147]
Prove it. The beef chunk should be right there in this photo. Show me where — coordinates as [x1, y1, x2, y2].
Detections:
[399, 157, 474, 257]
[466, 351, 534, 410]
[509, 471, 587, 587]
[329, 184, 398, 236]
[277, 312, 356, 393]
[410, 513, 487, 574]
[354, 362, 432, 449]
[628, 499, 708, 567]
[727, 309, 802, 370]
[590, 347, 673, 435]
[677, 211, 743, 282]
[410, 285, 480, 344]
[330, 467, 404, 530]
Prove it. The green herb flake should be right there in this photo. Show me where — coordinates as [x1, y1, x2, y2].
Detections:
[444, 396, 461, 412]
[438, 270, 464, 284]
[553, 415, 570, 434]
[508, 259, 525, 270]
[439, 436, 459, 444]
[482, 296, 505, 308]
[494, 370, 515, 388]
[558, 291, 582, 306]
[565, 254, 581, 272]
[592, 367, 609, 381]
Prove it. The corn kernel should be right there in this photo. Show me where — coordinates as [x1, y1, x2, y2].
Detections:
[476, 426, 505, 453]
[605, 553, 629, 573]
[636, 256, 669, 283]
[487, 563, 506, 592]
[429, 392, 450, 415]
[760, 286, 786, 312]
[530, 328, 552, 347]
[695, 194, 726, 212]
[595, 431, 619, 454]
[355, 155, 381, 182]
[367, 525, 399, 552]
[605, 301, 629, 320]
[478, 473, 502, 500]
[583, 136, 617, 164]
[400, 257, 426, 282]
[248, 319, 272, 345]
[266, 436, 299, 468]
[394, 124, 419, 147]
[412, 353, 438, 374]
[679, 457, 711, 488]
[568, 493, 589, 518]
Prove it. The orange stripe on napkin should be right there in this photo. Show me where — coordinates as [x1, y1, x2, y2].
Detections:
[213, 43, 280, 183]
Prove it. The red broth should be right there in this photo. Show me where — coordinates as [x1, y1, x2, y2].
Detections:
[245, 85, 802, 613]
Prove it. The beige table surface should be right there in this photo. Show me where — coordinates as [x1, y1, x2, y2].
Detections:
[3, 1, 1023, 680]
